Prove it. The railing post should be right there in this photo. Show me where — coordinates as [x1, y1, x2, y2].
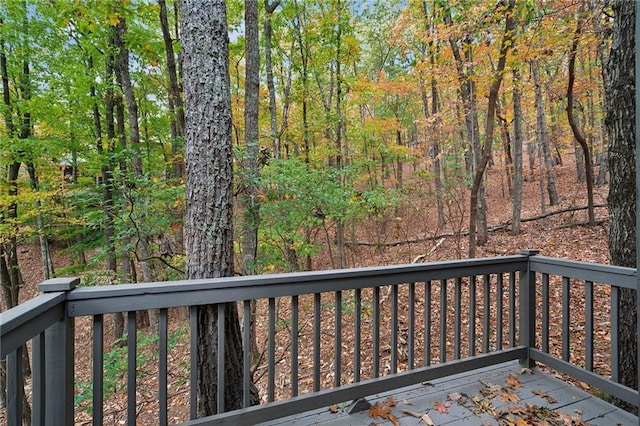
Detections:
[38, 277, 78, 426]
[519, 249, 538, 368]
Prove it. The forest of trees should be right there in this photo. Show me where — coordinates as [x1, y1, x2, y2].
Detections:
[1, 0, 630, 415]
[0, 0, 612, 303]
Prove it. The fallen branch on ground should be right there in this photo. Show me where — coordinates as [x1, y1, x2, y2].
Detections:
[346, 204, 607, 247]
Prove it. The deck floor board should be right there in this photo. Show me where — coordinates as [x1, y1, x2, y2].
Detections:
[260, 361, 638, 425]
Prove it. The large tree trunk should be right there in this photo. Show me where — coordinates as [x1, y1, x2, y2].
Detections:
[603, 0, 636, 413]
[180, 0, 257, 415]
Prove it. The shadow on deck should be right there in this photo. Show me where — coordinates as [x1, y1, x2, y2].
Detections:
[265, 361, 637, 426]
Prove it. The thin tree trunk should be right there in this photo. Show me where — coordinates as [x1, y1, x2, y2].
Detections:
[26, 162, 55, 279]
[467, 0, 515, 257]
[159, 0, 186, 180]
[512, 67, 523, 235]
[333, 0, 346, 269]
[566, 13, 595, 226]
[265, 0, 282, 158]
[242, 0, 262, 370]
[532, 60, 560, 207]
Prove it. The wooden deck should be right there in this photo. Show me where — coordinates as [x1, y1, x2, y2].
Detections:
[261, 361, 638, 425]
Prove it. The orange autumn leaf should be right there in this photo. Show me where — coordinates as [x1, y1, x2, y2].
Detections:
[388, 413, 400, 426]
[433, 401, 449, 414]
[368, 402, 391, 419]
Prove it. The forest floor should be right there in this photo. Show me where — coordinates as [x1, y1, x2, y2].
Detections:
[9, 155, 614, 425]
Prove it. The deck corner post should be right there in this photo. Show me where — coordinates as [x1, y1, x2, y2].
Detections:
[519, 250, 538, 368]
[39, 277, 78, 425]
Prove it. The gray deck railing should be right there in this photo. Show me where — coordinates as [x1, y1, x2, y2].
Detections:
[1, 251, 637, 425]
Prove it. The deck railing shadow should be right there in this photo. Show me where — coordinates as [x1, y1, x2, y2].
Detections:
[1, 250, 637, 425]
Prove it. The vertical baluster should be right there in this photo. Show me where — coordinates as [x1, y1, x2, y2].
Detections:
[454, 277, 462, 359]
[217, 304, 226, 413]
[542, 274, 550, 353]
[373, 286, 380, 378]
[585, 281, 594, 372]
[509, 272, 516, 347]
[268, 298, 276, 401]
[32, 331, 46, 425]
[469, 276, 476, 356]
[242, 301, 251, 408]
[408, 282, 415, 370]
[291, 295, 299, 396]
[391, 285, 398, 373]
[313, 293, 321, 391]
[440, 279, 447, 363]
[127, 311, 137, 426]
[354, 288, 362, 381]
[7, 347, 23, 426]
[496, 274, 503, 351]
[159, 309, 168, 426]
[189, 307, 198, 419]
[425, 281, 432, 366]
[93, 315, 104, 426]
[611, 286, 620, 382]
[483, 274, 490, 353]
[335, 290, 342, 386]
[562, 277, 570, 362]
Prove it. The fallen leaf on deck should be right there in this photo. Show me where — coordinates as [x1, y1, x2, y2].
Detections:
[506, 374, 523, 389]
[422, 413, 435, 425]
[578, 381, 590, 390]
[433, 401, 449, 414]
[328, 405, 339, 413]
[480, 380, 502, 398]
[368, 402, 391, 419]
[384, 396, 397, 407]
[448, 392, 463, 401]
[399, 408, 422, 418]
[388, 413, 400, 426]
[500, 389, 520, 404]
[519, 368, 533, 375]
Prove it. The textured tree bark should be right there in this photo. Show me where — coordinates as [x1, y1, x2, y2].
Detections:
[180, 0, 257, 414]
[604, 0, 637, 413]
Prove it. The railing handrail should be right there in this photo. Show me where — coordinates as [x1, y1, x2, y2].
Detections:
[3, 252, 640, 424]
[65, 254, 528, 316]
[530, 255, 637, 288]
[0, 292, 66, 358]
